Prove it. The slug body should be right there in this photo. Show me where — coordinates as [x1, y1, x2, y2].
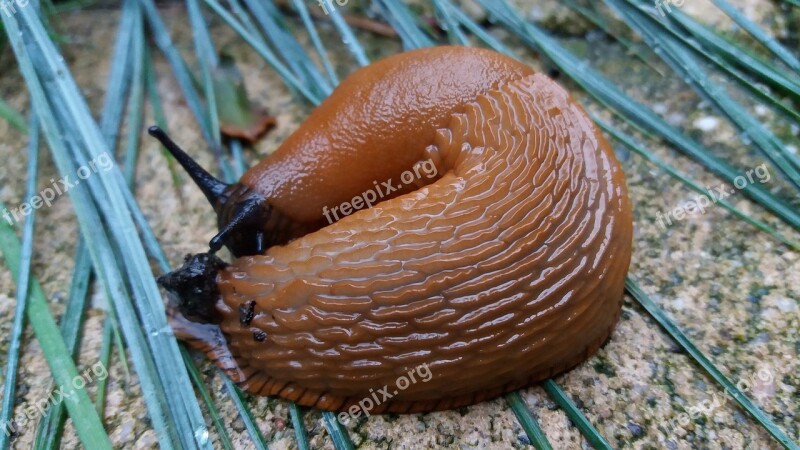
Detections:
[157, 46, 633, 413]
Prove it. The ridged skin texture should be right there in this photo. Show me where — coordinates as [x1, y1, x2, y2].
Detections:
[182, 47, 633, 413]
[240, 46, 534, 225]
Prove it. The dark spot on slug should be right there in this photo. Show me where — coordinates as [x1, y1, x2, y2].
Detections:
[239, 301, 256, 326]
[253, 331, 267, 342]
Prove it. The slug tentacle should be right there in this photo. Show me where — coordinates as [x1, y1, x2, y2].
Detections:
[149, 126, 294, 256]
[148, 126, 229, 205]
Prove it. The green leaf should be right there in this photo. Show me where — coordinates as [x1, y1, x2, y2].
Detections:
[289, 403, 310, 450]
[223, 379, 270, 450]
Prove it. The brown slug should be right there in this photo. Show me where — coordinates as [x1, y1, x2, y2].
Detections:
[151, 46, 633, 413]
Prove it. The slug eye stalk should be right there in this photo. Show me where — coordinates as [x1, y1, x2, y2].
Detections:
[147, 126, 228, 205]
[148, 126, 271, 256]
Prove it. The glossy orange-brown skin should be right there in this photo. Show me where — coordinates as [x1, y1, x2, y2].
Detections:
[240, 46, 534, 224]
[186, 47, 633, 413]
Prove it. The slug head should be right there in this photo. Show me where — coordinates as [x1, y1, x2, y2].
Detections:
[158, 252, 227, 323]
[148, 126, 272, 256]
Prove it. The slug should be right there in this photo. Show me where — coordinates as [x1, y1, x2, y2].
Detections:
[151, 46, 633, 413]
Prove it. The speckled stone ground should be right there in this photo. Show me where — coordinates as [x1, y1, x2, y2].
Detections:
[0, 0, 797, 449]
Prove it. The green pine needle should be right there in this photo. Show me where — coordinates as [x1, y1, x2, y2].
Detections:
[0, 97, 28, 133]
[0, 201, 112, 449]
[505, 392, 553, 450]
[541, 380, 613, 449]
[322, 411, 355, 450]
[0, 116, 39, 450]
[625, 278, 799, 449]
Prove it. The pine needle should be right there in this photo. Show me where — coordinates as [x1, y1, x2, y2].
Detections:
[505, 392, 553, 450]
[0, 97, 28, 133]
[0, 201, 111, 448]
[541, 380, 613, 449]
[0, 116, 39, 450]
[625, 278, 799, 449]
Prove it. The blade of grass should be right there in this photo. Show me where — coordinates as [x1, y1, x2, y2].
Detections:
[322, 411, 354, 450]
[541, 380, 612, 450]
[222, 378, 269, 450]
[710, 0, 800, 74]
[139, 0, 232, 178]
[640, 11, 800, 124]
[443, 1, 517, 57]
[185, 0, 237, 182]
[433, 0, 469, 45]
[562, 0, 666, 76]
[289, 403, 310, 450]
[144, 44, 183, 189]
[226, 0, 314, 105]
[243, 0, 332, 97]
[476, 0, 800, 231]
[0, 115, 39, 450]
[92, 320, 116, 420]
[32, 241, 92, 450]
[669, 9, 800, 101]
[0, 97, 28, 133]
[230, 139, 247, 177]
[0, 201, 111, 448]
[289, 0, 339, 85]
[182, 350, 234, 450]
[98, 1, 135, 151]
[319, 0, 369, 66]
[374, 0, 434, 49]
[187, 0, 221, 147]
[122, 16, 145, 185]
[607, 0, 800, 190]
[625, 278, 799, 449]
[6, 4, 210, 447]
[203, 0, 322, 104]
[505, 392, 553, 450]
[595, 116, 800, 250]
